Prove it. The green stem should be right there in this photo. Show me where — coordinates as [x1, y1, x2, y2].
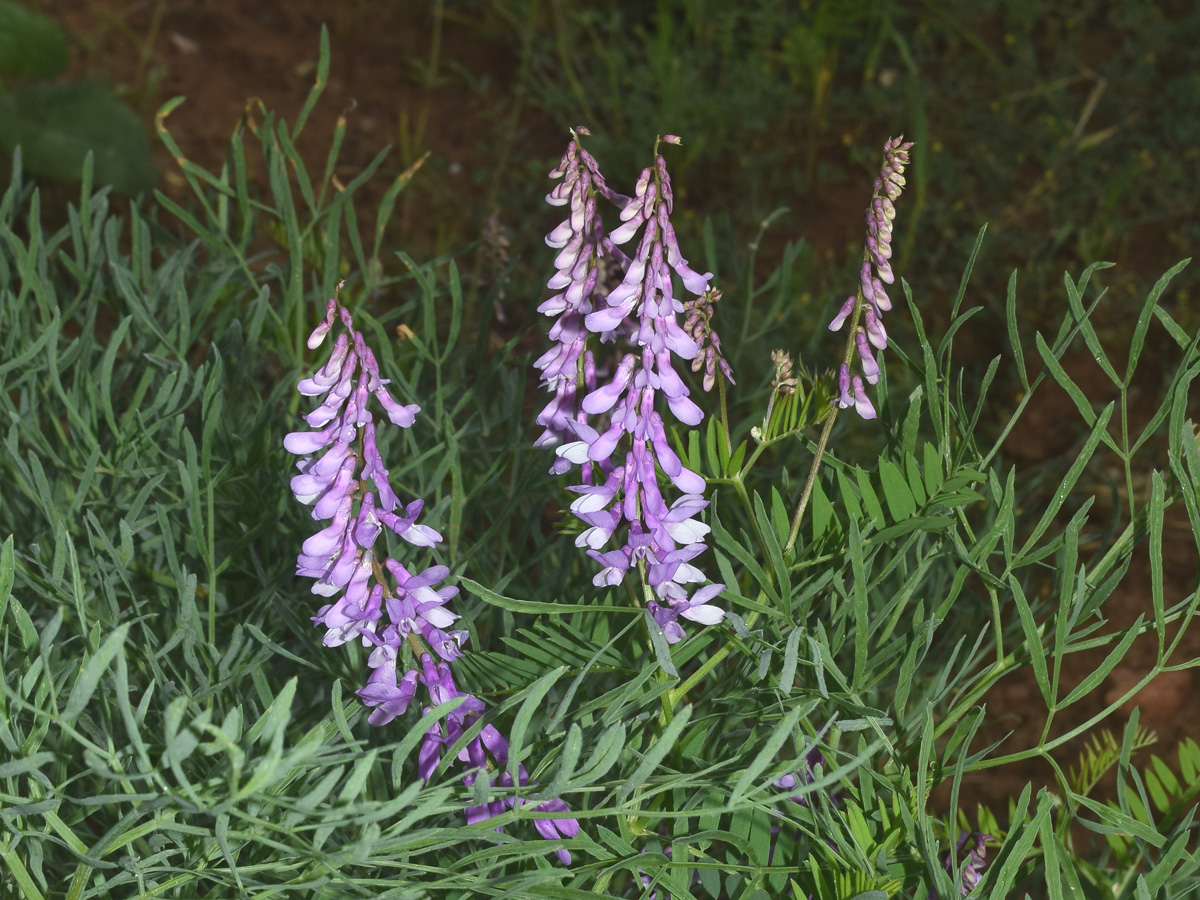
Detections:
[784, 259, 870, 555]
[717, 372, 732, 458]
[668, 610, 761, 708]
[784, 405, 838, 554]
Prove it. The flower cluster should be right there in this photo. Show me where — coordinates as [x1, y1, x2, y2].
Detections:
[682, 288, 735, 393]
[534, 126, 629, 471]
[537, 131, 726, 643]
[286, 294, 577, 863]
[829, 135, 914, 419]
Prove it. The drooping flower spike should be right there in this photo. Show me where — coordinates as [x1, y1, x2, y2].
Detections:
[539, 132, 727, 644]
[829, 135, 914, 418]
[535, 126, 630, 474]
[287, 290, 578, 863]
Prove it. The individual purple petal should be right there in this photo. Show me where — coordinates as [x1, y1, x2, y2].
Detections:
[418, 722, 442, 783]
[575, 508, 620, 549]
[682, 602, 725, 625]
[665, 393, 703, 426]
[871, 276, 891, 312]
[581, 355, 635, 414]
[828, 296, 856, 332]
[544, 219, 574, 248]
[864, 307, 888, 350]
[312, 457, 357, 520]
[587, 421, 625, 463]
[298, 335, 352, 396]
[301, 495, 354, 556]
[654, 351, 689, 398]
[290, 465, 338, 505]
[658, 315, 699, 361]
[354, 492, 382, 548]
[284, 418, 343, 456]
[856, 332, 880, 384]
[838, 364, 853, 409]
[375, 387, 419, 428]
[361, 421, 400, 512]
[584, 301, 634, 334]
[860, 261, 875, 304]
[307, 297, 339, 349]
[852, 376, 876, 420]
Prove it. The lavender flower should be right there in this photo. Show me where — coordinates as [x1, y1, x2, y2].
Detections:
[540, 132, 725, 644]
[287, 292, 577, 863]
[828, 136, 913, 418]
[940, 831, 994, 896]
[772, 747, 837, 808]
[535, 126, 630, 472]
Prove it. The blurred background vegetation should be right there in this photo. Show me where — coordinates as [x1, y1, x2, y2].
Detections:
[6, 0, 1195, 440]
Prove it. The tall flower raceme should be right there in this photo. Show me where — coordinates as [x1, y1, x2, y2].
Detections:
[537, 132, 727, 645]
[828, 135, 914, 419]
[535, 126, 630, 474]
[286, 294, 578, 864]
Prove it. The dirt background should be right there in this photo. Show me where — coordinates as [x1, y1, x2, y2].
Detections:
[39, 0, 1200, 834]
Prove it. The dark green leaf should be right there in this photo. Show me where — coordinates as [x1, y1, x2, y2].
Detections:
[0, 82, 156, 194]
[878, 459, 915, 521]
[0, 1, 67, 77]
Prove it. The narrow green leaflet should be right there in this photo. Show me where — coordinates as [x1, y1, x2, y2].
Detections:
[620, 704, 692, 799]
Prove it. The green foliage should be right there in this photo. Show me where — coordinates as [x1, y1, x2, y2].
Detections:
[0, 81, 157, 196]
[0, 2, 156, 196]
[0, 1, 68, 79]
[1, 24, 1200, 900]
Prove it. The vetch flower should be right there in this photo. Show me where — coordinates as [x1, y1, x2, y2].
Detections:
[288, 290, 576, 864]
[773, 746, 839, 808]
[540, 131, 725, 646]
[828, 136, 913, 418]
[535, 126, 630, 472]
[940, 830, 994, 897]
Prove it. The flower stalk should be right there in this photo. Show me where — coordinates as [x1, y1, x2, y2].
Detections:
[784, 136, 913, 554]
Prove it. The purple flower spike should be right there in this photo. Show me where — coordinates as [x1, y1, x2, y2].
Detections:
[289, 292, 578, 864]
[533, 129, 630, 461]
[539, 130, 724, 646]
[831, 136, 912, 418]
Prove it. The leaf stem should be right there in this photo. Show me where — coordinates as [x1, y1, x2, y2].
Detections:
[785, 270, 869, 554]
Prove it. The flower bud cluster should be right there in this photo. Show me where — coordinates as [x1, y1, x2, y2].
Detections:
[539, 133, 726, 644]
[288, 295, 577, 862]
[683, 288, 735, 392]
[829, 135, 913, 419]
